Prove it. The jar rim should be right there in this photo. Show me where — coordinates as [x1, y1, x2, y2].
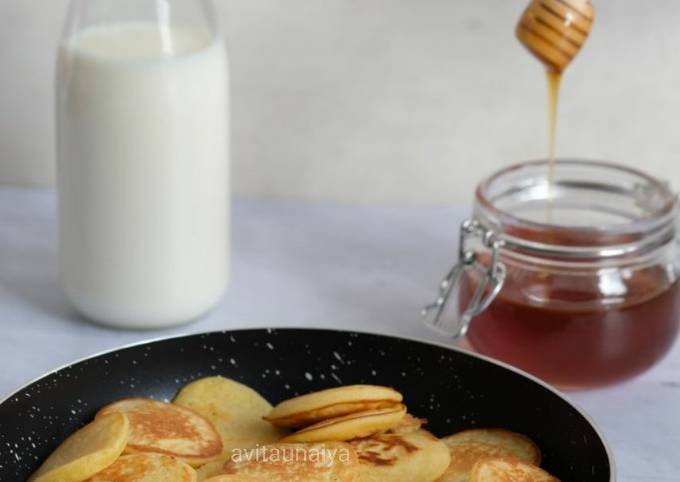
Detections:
[474, 159, 677, 258]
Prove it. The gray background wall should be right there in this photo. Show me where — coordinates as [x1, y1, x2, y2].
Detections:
[1, 0, 678, 203]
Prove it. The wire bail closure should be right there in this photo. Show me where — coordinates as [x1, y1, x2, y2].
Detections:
[422, 219, 506, 339]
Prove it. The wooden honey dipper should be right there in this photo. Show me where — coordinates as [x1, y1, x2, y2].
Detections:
[516, 0, 594, 72]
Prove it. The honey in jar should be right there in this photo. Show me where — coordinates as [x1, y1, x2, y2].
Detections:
[424, 159, 680, 388]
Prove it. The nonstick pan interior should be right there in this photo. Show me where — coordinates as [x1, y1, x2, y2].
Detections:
[0, 328, 613, 481]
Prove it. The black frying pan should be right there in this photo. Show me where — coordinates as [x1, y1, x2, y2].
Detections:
[0, 329, 614, 481]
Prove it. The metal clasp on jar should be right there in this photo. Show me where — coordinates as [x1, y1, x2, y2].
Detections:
[422, 220, 506, 339]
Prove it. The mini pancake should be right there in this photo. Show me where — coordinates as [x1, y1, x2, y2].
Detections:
[174, 376, 285, 457]
[387, 413, 427, 435]
[87, 453, 196, 482]
[281, 404, 407, 443]
[350, 429, 450, 482]
[203, 477, 262, 482]
[97, 398, 222, 466]
[438, 429, 541, 482]
[196, 459, 230, 481]
[265, 385, 403, 428]
[29, 412, 129, 482]
[218, 442, 359, 482]
[470, 457, 559, 482]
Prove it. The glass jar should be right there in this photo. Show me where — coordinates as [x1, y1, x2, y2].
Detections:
[423, 159, 680, 389]
[56, 0, 229, 328]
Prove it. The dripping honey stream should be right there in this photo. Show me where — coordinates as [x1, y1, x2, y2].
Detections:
[545, 68, 561, 220]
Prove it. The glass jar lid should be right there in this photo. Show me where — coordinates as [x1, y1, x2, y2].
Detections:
[474, 159, 677, 259]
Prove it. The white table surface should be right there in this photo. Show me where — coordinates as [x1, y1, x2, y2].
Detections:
[1, 187, 679, 481]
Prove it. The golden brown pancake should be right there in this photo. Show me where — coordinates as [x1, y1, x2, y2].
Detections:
[98, 398, 222, 466]
[265, 385, 403, 428]
[196, 459, 230, 481]
[437, 429, 541, 482]
[282, 405, 407, 443]
[29, 412, 130, 482]
[174, 376, 285, 457]
[216, 442, 359, 482]
[350, 429, 450, 482]
[203, 477, 263, 482]
[87, 453, 197, 481]
[470, 457, 559, 481]
[387, 413, 426, 435]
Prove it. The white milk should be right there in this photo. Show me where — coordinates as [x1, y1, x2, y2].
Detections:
[57, 23, 229, 328]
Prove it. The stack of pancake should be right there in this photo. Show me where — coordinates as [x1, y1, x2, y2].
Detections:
[28, 377, 559, 481]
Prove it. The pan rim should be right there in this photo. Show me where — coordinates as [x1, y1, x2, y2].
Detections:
[0, 326, 616, 481]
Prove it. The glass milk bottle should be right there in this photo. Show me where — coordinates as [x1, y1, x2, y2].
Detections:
[56, 0, 229, 328]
